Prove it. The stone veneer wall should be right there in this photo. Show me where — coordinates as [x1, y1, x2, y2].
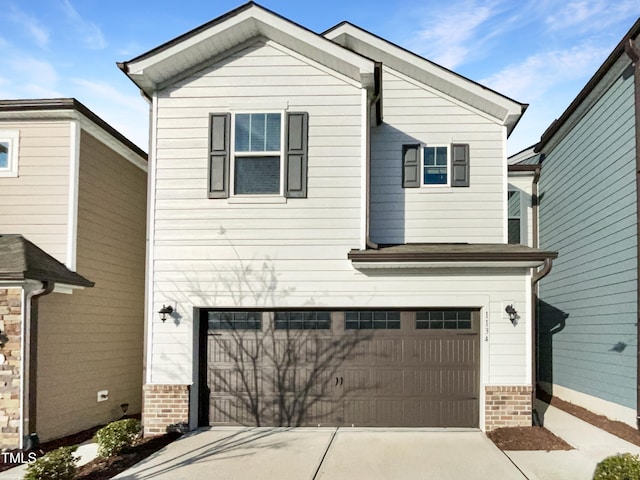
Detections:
[143, 384, 190, 436]
[0, 288, 22, 449]
[485, 385, 532, 431]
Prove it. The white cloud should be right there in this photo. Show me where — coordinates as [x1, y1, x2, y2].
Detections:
[7, 5, 49, 48]
[546, 0, 640, 32]
[60, 0, 106, 50]
[406, 0, 504, 69]
[0, 57, 61, 99]
[481, 43, 609, 102]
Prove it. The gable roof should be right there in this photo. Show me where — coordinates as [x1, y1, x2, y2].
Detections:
[118, 2, 376, 96]
[0, 235, 94, 287]
[323, 22, 526, 136]
[536, 17, 640, 153]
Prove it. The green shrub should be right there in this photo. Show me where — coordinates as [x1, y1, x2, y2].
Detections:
[594, 453, 640, 480]
[23, 446, 78, 480]
[94, 418, 142, 458]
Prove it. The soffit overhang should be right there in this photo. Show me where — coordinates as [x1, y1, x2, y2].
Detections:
[119, 3, 376, 96]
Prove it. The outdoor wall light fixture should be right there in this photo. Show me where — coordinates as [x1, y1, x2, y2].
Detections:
[158, 305, 174, 322]
[505, 304, 518, 326]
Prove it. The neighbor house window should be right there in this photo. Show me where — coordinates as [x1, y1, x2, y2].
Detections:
[508, 190, 521, 244]
[0, 130, 19, 177]
[234, 113, 282, 195]
[423, 146, 448, 185]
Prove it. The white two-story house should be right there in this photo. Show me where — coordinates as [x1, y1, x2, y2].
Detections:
[118, 2, 556, 434]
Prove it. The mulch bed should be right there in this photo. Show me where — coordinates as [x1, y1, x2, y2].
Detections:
[487, 426, 572, 451]
[75, 432, 182, 480]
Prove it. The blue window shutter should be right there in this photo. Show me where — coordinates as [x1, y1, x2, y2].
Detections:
[451, 143, 470, 187]
[402, 144, 420, 188]
[208, 113, 230, 198]
[284, 112, 308, 198]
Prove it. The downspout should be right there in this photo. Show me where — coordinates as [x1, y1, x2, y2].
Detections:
[623, 38, 640, 429]
[22, 281, 54, 450]
[366, 63, 383, 250]
[531, 257, 553, 424]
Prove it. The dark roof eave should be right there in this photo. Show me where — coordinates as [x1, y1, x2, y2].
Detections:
[508, 164, 541, 172]
[348, 252, 557, 263]
[0, 98, 148, 160]
[536, 17, 640, 153]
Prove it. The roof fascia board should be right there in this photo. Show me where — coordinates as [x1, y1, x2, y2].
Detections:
[124, 5, 375, 93]
[0, 101, 148, 171]
[537, 19, 640, 153]
[324, 23, 525, 130]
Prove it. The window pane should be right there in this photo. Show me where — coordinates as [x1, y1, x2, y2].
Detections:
[250, 114, 266, 151]
[266, 114, 281, 151]
[235, 157, 280, 194]
[508, 219, 521, 244]
[0, 142, 8, 169]
[235, 113, 281, 152]
[235, 115, 251, 152]
[508, 191, 521, 218]
[435, 147, 447, 165]
[424, 167, 447, 185]
[424, 147, 435, 166]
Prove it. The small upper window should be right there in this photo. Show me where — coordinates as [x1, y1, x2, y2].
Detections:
[423, 146, 448, 185]
[508, 190, 521, 244]
[234, 113, 282, 195]
[0, 130, 19, 177]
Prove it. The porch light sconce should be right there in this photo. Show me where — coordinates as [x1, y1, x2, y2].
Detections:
[158, 305, 174, 322]
[505, 304, 518, 326]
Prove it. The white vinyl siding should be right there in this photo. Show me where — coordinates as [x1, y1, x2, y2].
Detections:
[370, 67, 505, 243]
[0, 121, 71, 263]
[149, 41, 529, 394]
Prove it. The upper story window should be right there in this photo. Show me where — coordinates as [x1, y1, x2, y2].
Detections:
[423, 146, 448, 185]
[208, 112, 308, 199]
[508, 190, 521, 244]
[0, 130, 19, 177]
[402, 143, 469, 188]
[234, 113, 282, 195]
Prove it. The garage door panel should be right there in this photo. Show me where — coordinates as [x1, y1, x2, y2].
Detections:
[373, 369, 404, 395]
[373, 339, 404, 364]
[205, 309, 480, 428]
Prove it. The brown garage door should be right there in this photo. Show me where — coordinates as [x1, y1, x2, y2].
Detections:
[202, 309, 479, 428]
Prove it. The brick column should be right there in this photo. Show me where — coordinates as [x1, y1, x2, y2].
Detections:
[485, 385, 532, 431]
[0, 288, 23, 449]
[142, 384, 190, 436]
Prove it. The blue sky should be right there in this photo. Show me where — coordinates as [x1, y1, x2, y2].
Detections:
[0, 0, 638, 155]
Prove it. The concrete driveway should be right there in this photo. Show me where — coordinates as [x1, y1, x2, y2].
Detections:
[113, 427, 526, 480]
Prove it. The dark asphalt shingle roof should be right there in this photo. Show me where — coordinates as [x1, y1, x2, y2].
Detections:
[0, 235, 94, 287]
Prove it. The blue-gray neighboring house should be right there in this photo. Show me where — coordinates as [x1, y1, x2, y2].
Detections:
[534, 18, 640, 427]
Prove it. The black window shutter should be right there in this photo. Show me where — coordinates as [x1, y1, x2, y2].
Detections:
[402, 144, 420, 188]
[208, 113, 230, 198]
[451, 143, 470, 187]
[284, 112, 308, 198]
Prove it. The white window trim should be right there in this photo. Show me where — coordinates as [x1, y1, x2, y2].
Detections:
[0, 130, 20, 177]
[421, 144, 450, 188]
[230, 110, 286, 197]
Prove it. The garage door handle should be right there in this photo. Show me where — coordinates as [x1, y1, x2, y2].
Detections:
[335, 377, 339, 386]
[340, 377, 343, 386]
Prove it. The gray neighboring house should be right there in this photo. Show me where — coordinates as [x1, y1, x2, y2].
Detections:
[534, 18, 640, 427]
